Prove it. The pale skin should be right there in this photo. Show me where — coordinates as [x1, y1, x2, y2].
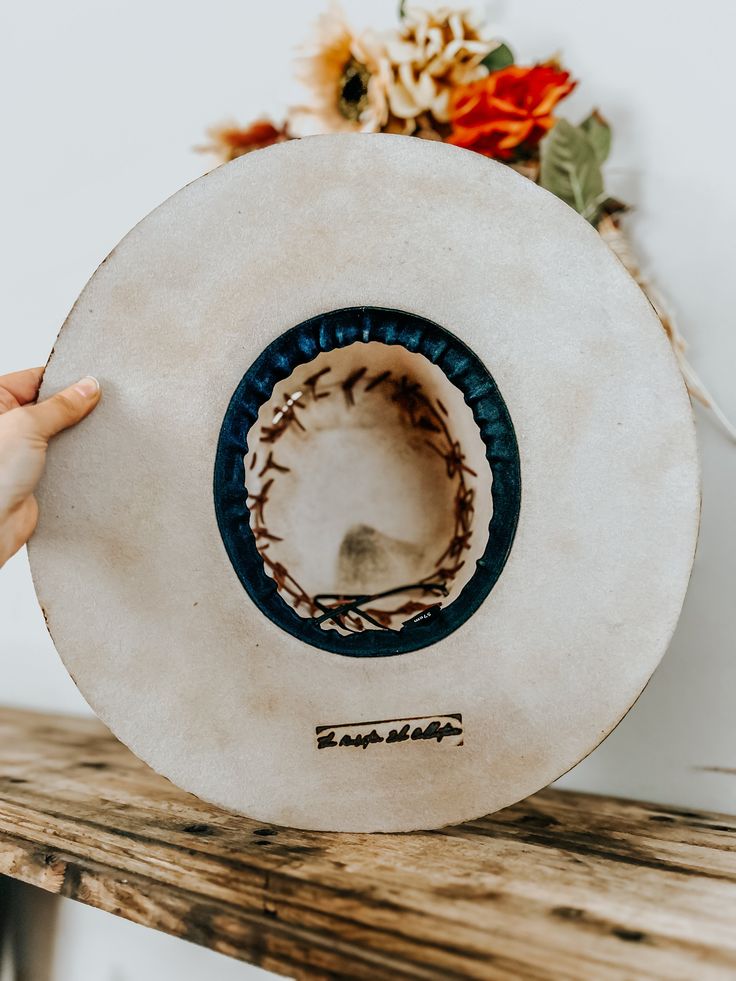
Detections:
[0, 368, 101, 568]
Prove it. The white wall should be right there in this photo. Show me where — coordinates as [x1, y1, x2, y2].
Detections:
[1, 0, 734, 978]
[3, 880, 273, 981]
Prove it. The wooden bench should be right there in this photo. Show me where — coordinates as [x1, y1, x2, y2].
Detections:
[1, 706, 734, 980]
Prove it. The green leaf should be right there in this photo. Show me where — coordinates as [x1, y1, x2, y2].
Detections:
[580, 110, 612, 164]
[398, 0, 406, 18]
[539, 119, 606, 224]
[481, 42, 514, 73]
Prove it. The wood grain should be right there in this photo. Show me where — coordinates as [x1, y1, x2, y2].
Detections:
[0, 706, 735, 980]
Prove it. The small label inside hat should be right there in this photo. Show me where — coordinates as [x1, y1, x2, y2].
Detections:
[401, 603, 443, 630]
[315, 713, 463, 751]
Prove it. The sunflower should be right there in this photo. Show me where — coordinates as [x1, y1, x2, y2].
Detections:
[290, 5, 390, 135]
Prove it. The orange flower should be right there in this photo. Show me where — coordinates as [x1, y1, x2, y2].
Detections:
[448, 64, 576, 160]
[202, 120, 290, 163]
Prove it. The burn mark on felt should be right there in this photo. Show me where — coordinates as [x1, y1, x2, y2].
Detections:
[338, 525, 389, 583]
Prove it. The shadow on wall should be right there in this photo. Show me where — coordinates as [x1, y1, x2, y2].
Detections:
[0, 877, 59, 981]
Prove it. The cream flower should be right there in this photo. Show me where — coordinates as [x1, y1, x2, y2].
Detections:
[289, 5, 390, 135]
[386, 7, 496, 131]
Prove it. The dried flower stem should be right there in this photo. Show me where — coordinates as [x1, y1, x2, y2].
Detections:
[598, 214, 736, 442]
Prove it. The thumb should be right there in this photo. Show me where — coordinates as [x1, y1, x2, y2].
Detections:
[28, 376, 101, 439]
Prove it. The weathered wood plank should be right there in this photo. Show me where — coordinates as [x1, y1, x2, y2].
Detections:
[0, 706, 735, 980]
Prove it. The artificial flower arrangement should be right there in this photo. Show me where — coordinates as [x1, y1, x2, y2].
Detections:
[202, 3, 733, 438]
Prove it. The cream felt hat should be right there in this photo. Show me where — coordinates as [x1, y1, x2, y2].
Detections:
[29, 134, 699, 832]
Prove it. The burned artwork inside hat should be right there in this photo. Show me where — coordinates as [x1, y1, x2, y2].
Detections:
[215, 310, 520, 656]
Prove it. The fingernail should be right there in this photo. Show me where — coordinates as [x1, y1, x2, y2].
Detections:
[73, 376, 100, 398]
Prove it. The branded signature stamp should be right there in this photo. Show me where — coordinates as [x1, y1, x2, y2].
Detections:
[316, 713, 463, 750]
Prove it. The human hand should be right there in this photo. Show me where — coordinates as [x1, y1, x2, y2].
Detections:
[0, 368, 101, 568]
